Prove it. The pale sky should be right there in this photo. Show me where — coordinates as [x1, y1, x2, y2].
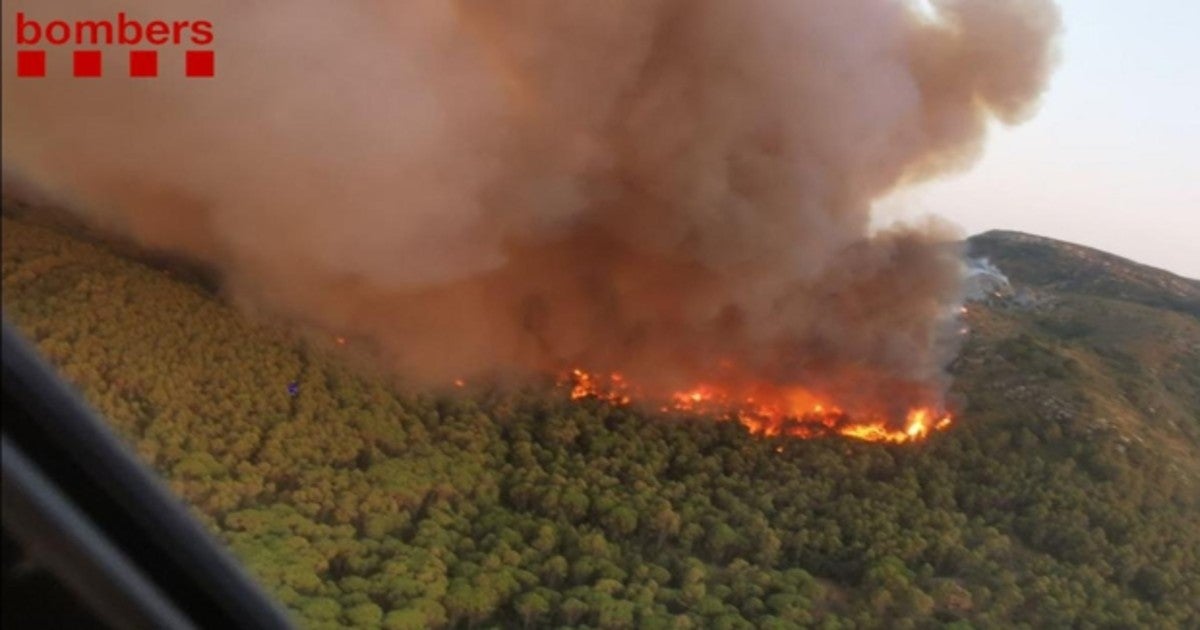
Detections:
[880, 0, 1200, 279]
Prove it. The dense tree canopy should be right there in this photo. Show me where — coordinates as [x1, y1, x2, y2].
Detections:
[3, 215, 1198, 628]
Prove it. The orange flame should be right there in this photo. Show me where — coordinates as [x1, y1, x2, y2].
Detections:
[566, 368, 632, 405]
[561, 369, 951, 444]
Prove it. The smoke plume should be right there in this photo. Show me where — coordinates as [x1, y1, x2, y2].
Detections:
[2, 0, 1060, 418]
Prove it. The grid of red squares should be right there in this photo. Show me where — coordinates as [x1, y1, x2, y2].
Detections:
[16, 50, 214, 78]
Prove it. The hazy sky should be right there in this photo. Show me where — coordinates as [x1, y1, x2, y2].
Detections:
[880, 0, 1199, 278]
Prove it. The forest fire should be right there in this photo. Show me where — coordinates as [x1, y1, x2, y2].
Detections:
[562, 369, 951, 444]
[4, 0, 1059, 455]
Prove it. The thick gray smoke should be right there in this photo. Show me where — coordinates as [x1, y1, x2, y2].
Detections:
[2, 0, 1060, 418]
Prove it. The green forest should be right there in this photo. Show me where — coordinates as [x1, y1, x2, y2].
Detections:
[3, 214, 1199, 629]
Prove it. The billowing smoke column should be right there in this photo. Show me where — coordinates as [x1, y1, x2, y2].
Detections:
[2, 0, 1060, 421]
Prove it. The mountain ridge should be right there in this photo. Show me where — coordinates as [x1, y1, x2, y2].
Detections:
[967, 229, 1200, 317]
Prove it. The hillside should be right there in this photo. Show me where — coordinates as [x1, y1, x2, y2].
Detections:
[3, 214, 1198, 629]
[962, 231, 1200, 470]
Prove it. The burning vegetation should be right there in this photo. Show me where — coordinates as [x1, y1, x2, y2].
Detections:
[562, 368, 951, 444]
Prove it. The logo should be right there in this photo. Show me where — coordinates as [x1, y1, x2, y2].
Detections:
[14, 12, 214, 78]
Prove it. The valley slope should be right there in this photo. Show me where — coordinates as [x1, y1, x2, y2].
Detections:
[3, 213, 1198, 629]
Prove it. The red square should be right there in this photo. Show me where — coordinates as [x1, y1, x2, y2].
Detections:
[129, 50, 158, 78]
[16, 50, 45, 78]
[74, 50, 102, 77]
[185, 50, 214, 78]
